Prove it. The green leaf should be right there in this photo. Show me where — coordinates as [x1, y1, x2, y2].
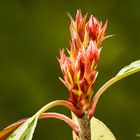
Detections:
[117, 60, 140, 76]
[5, 101, 46, 140]
[72, 114, 116, 140]
[0, 119, 25, 140]
[6, 115, 38, 140]
[91, 117, 116, 140]
[93, 60, 140, 102]
[5, 100, 69, 140]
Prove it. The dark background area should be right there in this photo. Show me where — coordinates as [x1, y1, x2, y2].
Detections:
[0, 0, 140, 139]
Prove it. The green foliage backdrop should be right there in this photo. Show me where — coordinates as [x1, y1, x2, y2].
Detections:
[0, 0, 140, 139]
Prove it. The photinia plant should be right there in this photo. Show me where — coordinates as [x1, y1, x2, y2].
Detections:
[0, 10, 140, 140]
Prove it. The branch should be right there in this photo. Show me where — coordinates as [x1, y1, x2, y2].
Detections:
[89, 61, 140, 117]
[0, 113, 79, 140]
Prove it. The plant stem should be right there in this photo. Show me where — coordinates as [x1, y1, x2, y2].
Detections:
[0, 113, 79, 140]
[77, 111, 91, 140]
[36, 100, 83, 117]
[89, 68, 140, 117]
[40, 113, 79, 136]
[0, 100, 83, 139]
[89, 76, 120, 117]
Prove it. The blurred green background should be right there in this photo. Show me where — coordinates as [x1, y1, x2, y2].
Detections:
[0, 0, 140, 139]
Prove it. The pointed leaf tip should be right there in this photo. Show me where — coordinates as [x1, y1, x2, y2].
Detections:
[6, 115, 38, 140]
[117, 60, 140, 76]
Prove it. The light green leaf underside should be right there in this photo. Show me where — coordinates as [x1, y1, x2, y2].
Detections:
[117, 60, 140, 76]
[72, 113, 116, 140]
[6, 101, 46, 140]
[6, 115, 38, 140]
[91, 117, 116, 140]
[95, 60, 140, 99]
[5, 99, 56, 140]
[5, 100, 71, 140]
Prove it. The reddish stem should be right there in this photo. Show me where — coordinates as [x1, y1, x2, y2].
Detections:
[89, 96, 99, 118]
[89, 76, 119, 118]
[40, 113, 79, 136]
[0, 113, 79, 140]
[0, 100, 83, 139]
[55, 100, 84, 117]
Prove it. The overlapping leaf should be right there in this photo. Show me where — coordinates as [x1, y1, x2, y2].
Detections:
[6, 115, 38, 140]
[91, 117, 116, 140]
[72, 114, 116, 140]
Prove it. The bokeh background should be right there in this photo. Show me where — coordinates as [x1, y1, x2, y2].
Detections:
[0, 0, 140, 139]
